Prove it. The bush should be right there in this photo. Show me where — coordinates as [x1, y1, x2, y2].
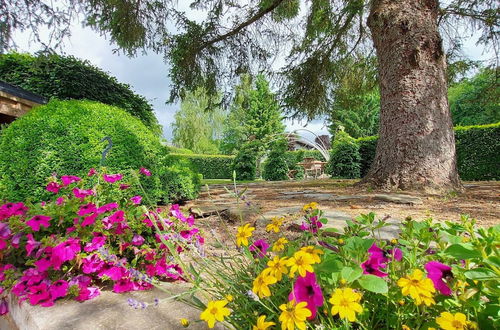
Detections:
[166, 153, 235, 179]
[0, 100, 199, 203]
[233, 143, 258, 181]
[165, 146, 194, 154]
[158, 164, 202, 203]
[263, 139, 289, 181]
[0, 169, 204, 312]
[357, 135, 378, 177]
[0, 52, 160, 133]
[326, 131, 361, 178]
[455, 122, 500, 180]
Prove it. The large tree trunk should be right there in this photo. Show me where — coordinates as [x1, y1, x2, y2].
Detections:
[364, 0, 461, 191]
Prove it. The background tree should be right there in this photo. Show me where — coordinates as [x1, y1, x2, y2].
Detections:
[448, 67, 499, 126]
[171, 88, 225, 154]
[0, 52, 160, 133]
[3, 0, 498, 190]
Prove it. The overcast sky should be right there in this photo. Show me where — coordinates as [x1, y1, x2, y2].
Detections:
[12, 14, 493, 141]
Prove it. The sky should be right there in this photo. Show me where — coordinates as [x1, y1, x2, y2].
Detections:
[12, 9, 493, 142]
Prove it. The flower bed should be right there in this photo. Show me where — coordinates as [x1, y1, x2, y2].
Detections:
[171, 203, 499, 329]
[0, 168, 204, 315]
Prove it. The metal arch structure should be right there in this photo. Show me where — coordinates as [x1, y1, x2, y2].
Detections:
[285, 128, 330, 162]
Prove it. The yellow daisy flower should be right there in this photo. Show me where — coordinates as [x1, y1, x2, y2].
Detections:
[266, 216, 284, 233]
[236, 223, 255, 247]
[286, 251, 315, 278]
[329, 287, 363, 322]
[180, 318, 189, 327]
[397, 269, 436, 306]
[252, 270, 277, 298]
[252, 315, 275, 330]
[300, 246, 324, 264]
[303, 202, 319, 212]
[265, 256, 288, 281]
[200, 300, 231, 328]
[272, 237, 288, 252]
[436, 312, 468, 330]
[279, 300, 311, 330]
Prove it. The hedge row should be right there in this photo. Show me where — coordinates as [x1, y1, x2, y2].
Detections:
[167, 154, 235, 179]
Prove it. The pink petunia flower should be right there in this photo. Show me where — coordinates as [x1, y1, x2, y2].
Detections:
[73, 188, 95, 199]
[25, 234, 41, 256]
[249, 239, 269, 258]
[113, 278, 135, 293]
[425, 261, 453, 296]
[170, 205, 194, 226]
[82, 254, 104, 274]
[0, 222, 11, 239]
[49, 280, 69, 300]
[0, 202, 28, 219]
[77, 203, 97, 216]
[131, 234, 145, 246]
[289, 272, 324, 319]
[139, 167, 151, 176]
[87, 168, 97, 176]
[130, 195, 142, 204]
[180, 228, 199, 240]
[97, 203, 119, 214]
[75, 286, 100, 302]
[26, 215, 51, 231]
[119, 184, 130, 190]
[98, 264, 126, 281]
[0, 298, 8, 315]
[103, 173, 123, 183]
[60, 175, 81, 186]
[27, 283, 52, 305]
[11, 233, 22, 248]
[51, 238, 81, 269]
[361, 257, 388, 277]
[81, 213, 98, 227]
[108, 210, 125, 223]
[84, 232, 107, 252]
[56, 197, 65, 205]
[46, 182, 62, 194]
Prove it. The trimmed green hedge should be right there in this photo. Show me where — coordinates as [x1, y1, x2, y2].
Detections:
[455, 123, 500, 180]
[357, 136, 378, 177]
[167, 153, 235, 179]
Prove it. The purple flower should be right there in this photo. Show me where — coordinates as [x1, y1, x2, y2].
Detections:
[119, 184, 130, 190]
[73, 188, 95, 199]
[25, 234, 41, 256]
[97, 203, 119, 214]
[81, 213, 98, 227]
[0, 222, 11, 239]
[26, 215, 51, 231]
[130, 195, 142, 205]
[49, 280, 69, 300]
[46, 182, 62, 194]
[0, 298, 8, 315]
[140, 167, 151, 176]
[249, 239, 269, 258]
[109, 210, 125, 223]
[84, 232, 107, 252]
[425, 261, 453, 296]
[51, 238, 81, 269]
[131, 234, 145, 246]
[11, 233, 22, 248]
[82, 254, 104, 274]
[60, 175, 81, 186]
[103, 173, 123, 183]
[288, 272, 324, 319]
[361, 257, 388, 277]
[78, 203, 97, 216]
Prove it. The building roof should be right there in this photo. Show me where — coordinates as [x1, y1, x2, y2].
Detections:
[0, 81, 47, 104]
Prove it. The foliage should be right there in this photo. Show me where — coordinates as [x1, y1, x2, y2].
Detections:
[233, 142, 259, 181]
[263, 139, 289, 181]
[449, 67, 500, 126]
[0, 169, 204, 313]
[158, 164, 202, 203]
[455, 123, 500, 180]
[164, 146, 194, 154]
[167, 154, 235, 180]
[326, 131, 361, 179]
[357, 136, 378, 178]
[160, 200, 500, 329]
[0, 52, 159, 132]
[0, 100, 199, 203]
[171, 88, 226, 154]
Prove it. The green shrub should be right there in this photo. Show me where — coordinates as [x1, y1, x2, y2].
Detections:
[233, 143, 258, 180]
[165, 146, 194, 154]
[326, 131, 361, 178]
[158, 164, 202, 202]
[455, 122, 500, 180]
[0, 100, 199, 202]
[356, 135, 378, 177]
[263, 139, 289, 181]
[0, 52, 160, 133]
[167, 153, 235, 179]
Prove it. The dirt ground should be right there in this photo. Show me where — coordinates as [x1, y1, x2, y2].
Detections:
[189, 179, 499, 227]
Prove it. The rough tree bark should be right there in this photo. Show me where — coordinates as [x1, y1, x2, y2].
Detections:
[364, 0, 462, 192]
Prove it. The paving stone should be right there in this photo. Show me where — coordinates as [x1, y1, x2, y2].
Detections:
[4, 282, 223, 330]
[279, 190, 316, 195]
[373, 194, 423, 205]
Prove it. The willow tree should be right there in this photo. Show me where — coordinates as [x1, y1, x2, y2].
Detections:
[3, 0, 497, 190]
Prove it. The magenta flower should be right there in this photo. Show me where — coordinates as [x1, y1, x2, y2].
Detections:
[249, 239, 269, 258]
[11, 233, 22, 248]
[75, 286, 100, 302]
[28, 283, 52, 305]
[130, 195, 142, 204]
[425, 261, 453, 296]
[97, 202, 119, 214]
[73, 188, 95, 199]
[361, 257, 388, 277]
[170, 205, 194, 226]
[81, 213, 98, 227]
[77, 203, 97, 216]
[98, 265, 126, 281]
[368, 243, 403, 262]
[180, 228, 199, 240]
[140, 167, 152, 176]
[103, 173, 123, 183]
[109, 210, 125, 223]
[84, 232, 107, 252]
[60, 175, 81, 186]
[113, 278, 134, 293]
[46, 182, 62, 194]
[300, 216, 323, 234]
[288, 272, 324, 319]
[56, 197, 65, 205]
[26, 215, 51, 231]
[82, 254, 104, 274]
[119, 184, 130, 190]
[132, 234, 145, 246]
[0, 298, 8, 315]
[25, 234, 41, 256]
[0, 202, 28, 218]
[51, 238, 81, 269]
[0, 222, 11, 239]
[49, 280, 69, 300]
[88, 168, 97, 176]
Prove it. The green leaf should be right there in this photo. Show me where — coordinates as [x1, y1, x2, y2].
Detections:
[341, 266, 363, 283]
[485, 256, 500, 269]
[464, 268, 498, 281]
[357, 275, 388, 294]
[316, 256, 343, 273]
[444, 243, 482, 259]
[319, 217, 328, 224]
